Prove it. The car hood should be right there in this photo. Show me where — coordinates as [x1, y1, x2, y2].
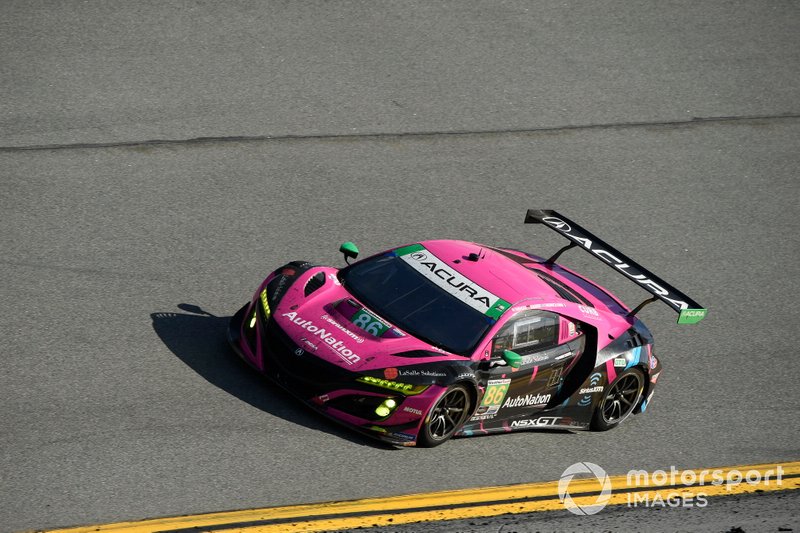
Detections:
[272, 267, 468, 372]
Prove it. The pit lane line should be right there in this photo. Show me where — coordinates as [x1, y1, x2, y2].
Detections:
[42, 461, 799, 533]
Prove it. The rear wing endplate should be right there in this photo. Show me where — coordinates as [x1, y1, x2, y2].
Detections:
[525, 209, 707, 324]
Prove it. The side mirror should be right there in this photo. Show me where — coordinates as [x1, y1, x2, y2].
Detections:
[340, 241, 359, 264]
[502, 350, 522, 369]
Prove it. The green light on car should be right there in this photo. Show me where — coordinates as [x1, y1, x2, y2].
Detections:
[260, 289, 271, 318]
[357, 375, 429, 395]
[375, 398, 399, 418]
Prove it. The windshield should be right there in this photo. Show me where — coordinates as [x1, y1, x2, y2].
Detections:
[339, 254, 492, 355]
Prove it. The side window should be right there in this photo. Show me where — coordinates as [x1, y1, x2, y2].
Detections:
[491, 310, 559, 358]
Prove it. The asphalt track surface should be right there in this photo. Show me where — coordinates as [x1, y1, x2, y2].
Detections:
[1, 1, 799, 531]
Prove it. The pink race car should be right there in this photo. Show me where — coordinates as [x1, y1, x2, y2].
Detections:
[228, 210, 706, 447]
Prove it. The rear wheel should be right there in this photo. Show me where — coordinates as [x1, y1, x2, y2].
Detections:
[418, 384, 471, 447]
[591, 368, 644, 431]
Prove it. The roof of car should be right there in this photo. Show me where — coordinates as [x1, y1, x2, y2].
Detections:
[418, 239, 627, 314]
[418, 240, 561, 303]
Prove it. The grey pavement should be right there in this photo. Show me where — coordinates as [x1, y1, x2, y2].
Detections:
[1, 2, 798, 532]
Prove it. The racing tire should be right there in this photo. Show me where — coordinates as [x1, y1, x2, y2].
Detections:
[417, 384, 471, 448]
[590, 367, 644, 431]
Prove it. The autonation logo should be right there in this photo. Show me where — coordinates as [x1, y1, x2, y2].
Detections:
[558, 463, 785, 515]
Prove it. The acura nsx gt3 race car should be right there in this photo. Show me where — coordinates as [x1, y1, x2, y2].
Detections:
[228, 210, 706, 447]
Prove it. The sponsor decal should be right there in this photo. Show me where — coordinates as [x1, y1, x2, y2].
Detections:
[351, 308, 390, 336]
[392, 432, 416, 442]
[539, 216, 695, 311]
[512, 302, 567, 313]
[650, 354, 658, 369]
[548, 365, 563, 387]
[568, 322, 577, 336]
[293, 347, 305, 356]
[398, 369, 447, 378]
[403, 406, 423, 416]
[270, 274, 291, 303]
[384, 368, 398, 380]
[543, 216, 571, 232]
[578, 373, 603, 404]
[300, 337, 318, 351]
[397, 244, 510, 319]
[502, 393, 551, 408]
[520, 353, 550, 365]
[578, 305, 600, 318]
[281, 312, 360, 365]
[511, 416, 562, 427]
[614, 357, 627, 368]
[473, 378, 510, 419]
[320, 314, 365, 344]
[678, 308, 707, 324]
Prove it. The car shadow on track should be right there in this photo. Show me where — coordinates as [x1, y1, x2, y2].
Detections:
[151, 303, 395, 450]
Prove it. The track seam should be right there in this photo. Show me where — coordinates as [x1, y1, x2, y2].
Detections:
[2, 112, 798, 153]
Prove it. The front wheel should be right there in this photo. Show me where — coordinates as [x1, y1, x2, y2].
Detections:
[591, 368, 644, 431]
[417, 384, 471, 447]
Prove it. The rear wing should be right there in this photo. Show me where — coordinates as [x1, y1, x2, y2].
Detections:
[525, 209, 707, 324]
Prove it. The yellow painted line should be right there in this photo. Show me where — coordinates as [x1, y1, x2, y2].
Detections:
[44, 461, 800, 533]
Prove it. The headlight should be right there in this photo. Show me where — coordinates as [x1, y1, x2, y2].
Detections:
[375, 398, 398, 418]
[260, 289, 271, 318]
[356, 375, 429, 395]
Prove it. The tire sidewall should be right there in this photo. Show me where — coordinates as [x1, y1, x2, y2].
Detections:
[591, 367, 644, 431]
[418, 384, 471, 448]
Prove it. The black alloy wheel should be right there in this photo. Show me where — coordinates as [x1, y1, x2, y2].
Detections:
[591, 368, 644, 431]
[418, 384, 471, 447]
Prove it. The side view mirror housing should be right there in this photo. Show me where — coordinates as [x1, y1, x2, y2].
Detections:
[502, 350, 522, 369]
[340, 242, 360, 264]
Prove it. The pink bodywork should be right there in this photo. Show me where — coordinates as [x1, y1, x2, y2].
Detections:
[242, 240, 636, 372]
